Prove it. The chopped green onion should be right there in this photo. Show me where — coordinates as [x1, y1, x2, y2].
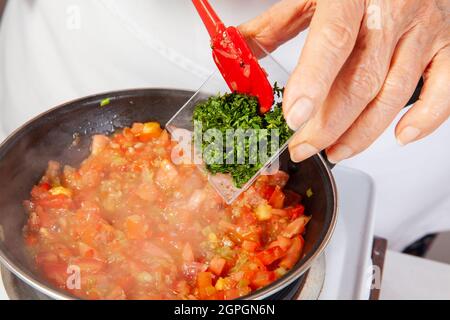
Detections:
[100, 98, 111, 107]
[306, 188, 313, 198]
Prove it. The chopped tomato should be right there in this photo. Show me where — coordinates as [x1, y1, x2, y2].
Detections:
[40, 182, 52, 191]
[36, 194, 72, 209]
[223, 288, 239, 299]
[280, 236, 304, 269]
[251, 271, 276, 289]
[209, 256, 227, 276]
[183, 262, 208, 280]
[197, 271, 213, 288]
[30, 184, 51, 199]
[288, 204, 305, 219]
[268, 236, 292, 251]
[258, 184, 275, 200]
[237, 206, 257, 225]
[282, 216, 311, 238]
[198, 285, 217, 300]
[268, 186, 285, 209]
[256, 246, 286, 266]
[242, 240, 259, 252]
[41, 262, 68, 287]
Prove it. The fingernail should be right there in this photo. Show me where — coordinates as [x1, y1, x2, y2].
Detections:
[286, 97, 314, 130]
[290, 143, 319, 162]
[397, 126, 421, 146]
[327, 144, 353, 164]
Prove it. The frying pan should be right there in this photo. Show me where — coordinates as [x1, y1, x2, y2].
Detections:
[0, 84, 421, 300]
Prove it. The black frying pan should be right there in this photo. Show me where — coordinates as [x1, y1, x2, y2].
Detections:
[0, 82, 421, 299]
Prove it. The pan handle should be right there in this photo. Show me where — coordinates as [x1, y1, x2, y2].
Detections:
[320, 78, 423, 170]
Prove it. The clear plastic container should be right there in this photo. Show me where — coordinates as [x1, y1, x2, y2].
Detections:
[166, 40, 292, 204]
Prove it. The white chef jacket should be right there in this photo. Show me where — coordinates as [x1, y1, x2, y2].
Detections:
[0, 0, 449, 251]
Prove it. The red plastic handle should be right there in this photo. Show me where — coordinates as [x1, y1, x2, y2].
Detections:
[192, 0, 274, 113]
[192, 0, 225, 38]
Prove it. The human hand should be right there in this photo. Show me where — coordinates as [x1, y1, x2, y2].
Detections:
[240, 0, 450, 163]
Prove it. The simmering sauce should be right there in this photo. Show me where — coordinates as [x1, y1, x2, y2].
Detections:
[23, 122, 310, 300]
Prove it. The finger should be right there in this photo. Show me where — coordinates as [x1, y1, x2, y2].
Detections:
[283, 0, 365, 131]
[289, 8, 397, 162]
[326, 29, 432, 163]
[395, 46, 450, 145]
[239, 0, 316, 54]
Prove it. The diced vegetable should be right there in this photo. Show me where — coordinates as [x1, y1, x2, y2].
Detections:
[255, 203, 272, 221]
[242, 240, 259, 252]
[256, 246, 285, 266]
[258, 184, 275, 200]
[100, 98, 111, 107]
[197, 271, 213, 288]
[268, 236, 291, 251]
[91, 135, 110, 156]
[215, 277, 226, 291]
[281, 216, 311, 238]
[49, 186, 72, 197]
[251, 271, 275, 289]
[209, 256, 227, 276]
[288, 204, 305, 219]
[139, 122, 162, 142]
[274, 267, 288, 277]
[23, 122, 311, 300]
[268, 186, 285, 209]
[198, 285, 217, 299]
[279, 236, 304, 269]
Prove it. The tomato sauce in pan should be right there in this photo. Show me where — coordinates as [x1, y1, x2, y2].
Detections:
[23, 122, 310, 300]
